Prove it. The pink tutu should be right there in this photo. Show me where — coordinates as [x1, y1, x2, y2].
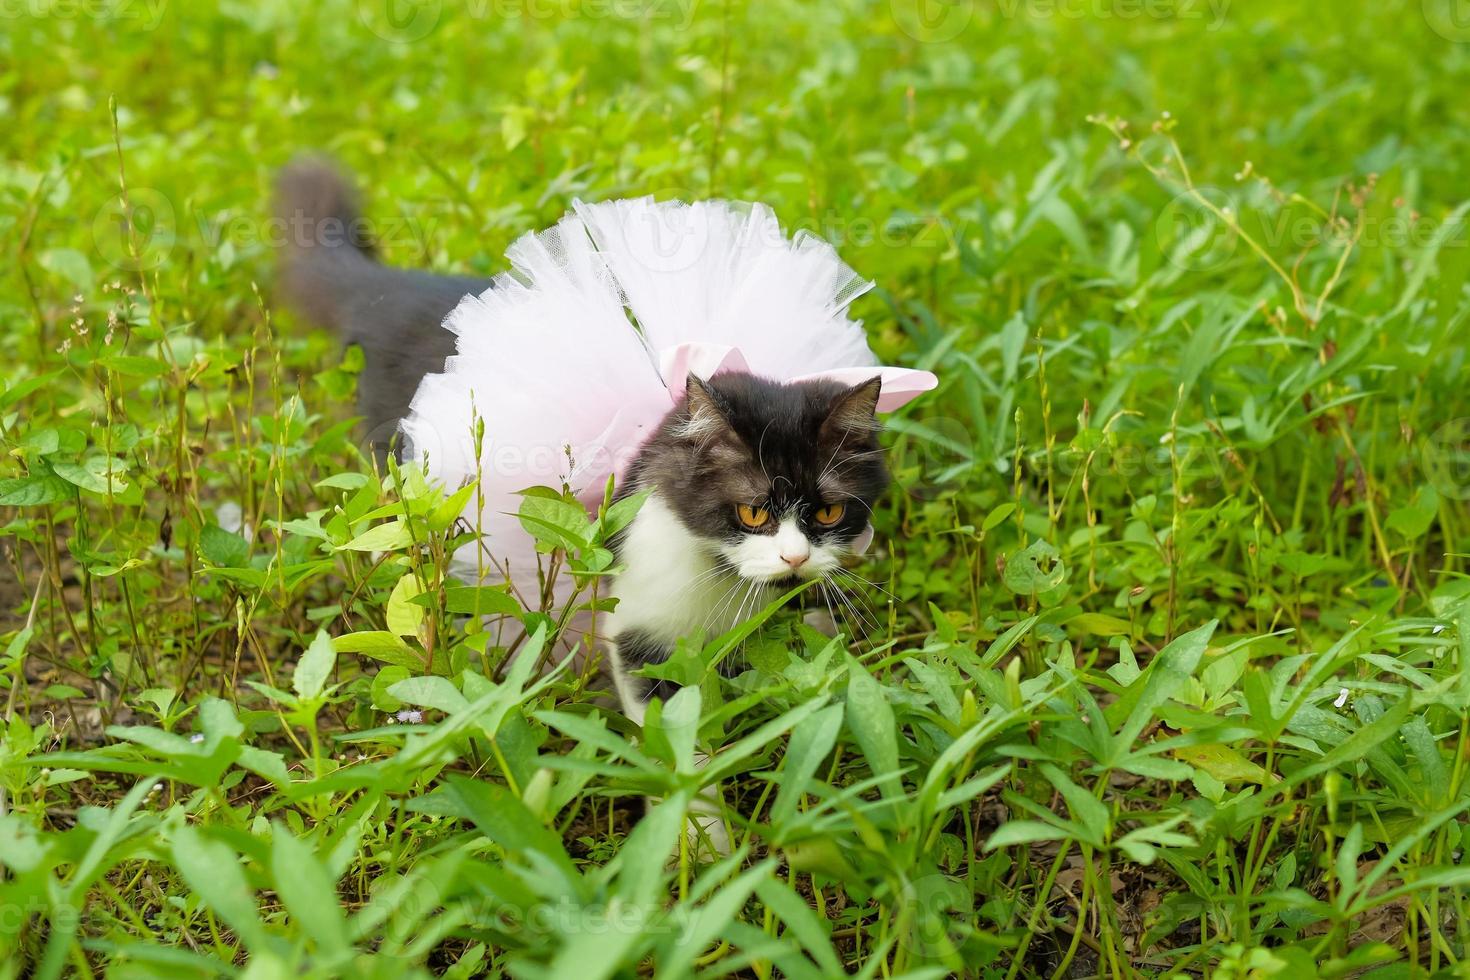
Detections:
[399, 198, 937, 659]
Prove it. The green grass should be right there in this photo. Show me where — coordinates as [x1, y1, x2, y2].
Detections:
[3, 0, 1470, 975]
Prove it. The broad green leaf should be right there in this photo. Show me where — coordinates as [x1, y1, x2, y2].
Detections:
[0, 474, 73, 506]
[1002, 539, 1066, 596]
[1040, 764, 1109, 845]
[171, 825, 270, 950]
[199, 524, 250, 567]
[333, 630, 414, 655]
[772, 703, 844, 827]
[441, 775, 579, 885]
[601, 489, 649, 537]
[269, 828, 351, 962]
[1111, 620, 1217, 757]
[340, 519, 413, 552]
[440, 585, 522, 616]
[293, 630, 337, 700]
[1173, 744, 1276, 785]
[517, 492, 592, 551]
[51, 456, 129, 494]
[1070, 612, 1132, 637]
[986, 820, 1069, 851]
[652, 684, 701, 774]
[387, 675, 467, 714]
[386, 572, 426, 637]
[846, 661, 901, 801]
[372, 665, 412, 710]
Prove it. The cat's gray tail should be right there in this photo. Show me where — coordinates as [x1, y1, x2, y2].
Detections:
[273, 158, 378, 333]
[273, 158, 492, 452]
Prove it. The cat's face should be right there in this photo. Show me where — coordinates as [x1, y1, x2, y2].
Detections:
[631, 373, 889, 586]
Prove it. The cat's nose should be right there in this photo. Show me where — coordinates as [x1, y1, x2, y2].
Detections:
[780, 550, 809, 570]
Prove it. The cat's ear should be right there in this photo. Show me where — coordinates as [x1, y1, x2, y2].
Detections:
[822, 377, 883, 438]
[679, 374, 731, 440]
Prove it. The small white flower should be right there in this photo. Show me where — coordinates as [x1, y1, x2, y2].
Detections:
[149, 782, 164, 794]
[1333, 688, 1350, 708]
[188, 733, 205, 744]
[395, 709, 424, 724]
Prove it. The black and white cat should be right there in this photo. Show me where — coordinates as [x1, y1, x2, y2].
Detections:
[276, 161, 935, 851]
[604, 371, 888, 721]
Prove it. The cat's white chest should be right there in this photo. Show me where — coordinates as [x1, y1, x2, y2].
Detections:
[605, 496, 762, 643]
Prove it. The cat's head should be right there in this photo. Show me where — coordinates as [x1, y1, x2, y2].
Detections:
[634, 372, 890, 586]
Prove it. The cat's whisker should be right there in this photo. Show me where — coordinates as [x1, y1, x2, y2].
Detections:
[707, 579, 757, 649]
[734, 579, 765, 630]
[833, 565, 898, 604]
[822, 489, 875, 517]
[825, 583, 870, 640]
[817, 581, 845, 640]
[713, 580, 754, 636]
[666, 563, 733, 604]
[756, 418, 777, 487]
[824, 572, 879, 637]
[663, 565, 737, 629]
[817, 428, 855, 485]
[666, 562, 728, 597]
[825, 446, 886, 469]
[698, 573, 749, 638]
[833, 570, 885, 627]
[819, 448, 887, 486]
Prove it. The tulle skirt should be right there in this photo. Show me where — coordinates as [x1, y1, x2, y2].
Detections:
[398, 198, 937, 661]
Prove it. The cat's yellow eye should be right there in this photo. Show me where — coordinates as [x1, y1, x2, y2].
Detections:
[736, 504, 770, 529]
[814, 503, 846, 526]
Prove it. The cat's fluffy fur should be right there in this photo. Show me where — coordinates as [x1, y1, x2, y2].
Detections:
[274, 162, 890, 675]
[605, 372, 889, 717]
[275, 164, 899, 852]
[274, 160, 490, 457]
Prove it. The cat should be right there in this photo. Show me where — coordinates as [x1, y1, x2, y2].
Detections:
[601, 372, 890, 854]
[275, 161, 912, 854]
[604, 371, 888, 721]
[274, 161, 492, 460]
